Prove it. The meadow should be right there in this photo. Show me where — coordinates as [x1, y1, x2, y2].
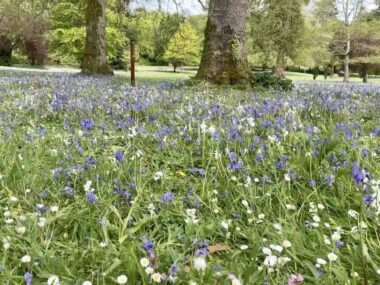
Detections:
[0, 70, 380, 285]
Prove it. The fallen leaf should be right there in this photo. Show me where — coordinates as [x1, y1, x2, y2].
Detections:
[207, 243, 230, 254]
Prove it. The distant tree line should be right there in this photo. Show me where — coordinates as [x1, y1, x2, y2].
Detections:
[0, 0, 379, 84]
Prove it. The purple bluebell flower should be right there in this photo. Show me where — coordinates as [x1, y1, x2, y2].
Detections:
[227, 161, 243, 171]
[161, 192, 175, 204]
[24, 272, 32, 285]
[372, 127, 379, 138]
[115, 151, 124, 162]
[363, 195, 374, 206]
[256, 154, 264, 162]
[361, 149, 369, 157]
[336, 240, 344, 248]
[306, 124, 314, 133]
[196, 240, 209, 256]
[168, 263, 179, 277]
[80, 118, 94, 131]
[64, 186, 74, 195]
[213, 131, 220, 141]
[86, 156, 96, 165]
[275, 160, 283, 170]
[141, 237, 154, 253]
[325, 175, 334, 186]
[191, 168, 206, 176]
[352, 162, 364, 187]
[86, 192, 97, 204]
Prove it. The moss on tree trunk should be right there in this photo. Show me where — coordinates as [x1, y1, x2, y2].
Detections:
[81, 0, 113, 75]
[196, 0, 252, 85]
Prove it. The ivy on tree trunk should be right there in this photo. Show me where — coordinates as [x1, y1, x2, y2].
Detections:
[196, 0, 252, 85]
[82, 0, 113, 75]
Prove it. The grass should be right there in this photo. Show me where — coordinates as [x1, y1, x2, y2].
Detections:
[285, 71, 380, 84]
[2, 65, 380, 84]
[0, 70, 379, 284]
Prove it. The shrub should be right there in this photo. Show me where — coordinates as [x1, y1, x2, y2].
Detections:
[254, 72, 294, 91]
[23, 15, 49, 65]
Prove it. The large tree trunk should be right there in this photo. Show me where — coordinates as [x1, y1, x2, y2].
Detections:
[196, 0, 251, 85]
[81, 0, 113, 75]
[275, 47, 286, 79]
[343, 37, 350, 82]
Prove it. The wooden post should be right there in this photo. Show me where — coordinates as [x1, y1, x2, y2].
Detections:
[130, 42, 136, 87]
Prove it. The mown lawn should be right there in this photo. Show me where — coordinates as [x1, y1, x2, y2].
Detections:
[0, 70, 379, 285]
[2, 65, 379, 84]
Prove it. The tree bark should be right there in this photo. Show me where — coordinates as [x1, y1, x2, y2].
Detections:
[275, 47, 286, 79]
[82, 0, 113, 75]
[361, 63, 368, 83]
[343, 37, 350, 82]
[196, 0, 251, 85]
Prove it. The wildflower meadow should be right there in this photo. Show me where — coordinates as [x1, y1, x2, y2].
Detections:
[0, 71, 380, 284]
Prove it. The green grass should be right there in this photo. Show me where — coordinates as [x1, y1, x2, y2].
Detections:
[0, 70, 379, 284]
[2, 65, 380, 84]
[285, 71, 380, 84]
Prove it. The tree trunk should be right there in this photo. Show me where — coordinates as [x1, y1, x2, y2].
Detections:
[343, 38, 350, 82]
[81, 0, 113, 75]
[275, 48, 286, 78]
[362, 63, 368, 83]
[196, 0, 251, 85]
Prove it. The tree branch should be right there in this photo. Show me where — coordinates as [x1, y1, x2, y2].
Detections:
[196, 0, 207, 10]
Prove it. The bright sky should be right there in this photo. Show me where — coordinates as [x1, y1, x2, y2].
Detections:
[130, 0, 378, 16]
[130, 0, 206, 15]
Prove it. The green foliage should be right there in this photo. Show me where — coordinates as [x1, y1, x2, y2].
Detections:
[251, 0, 304, 67]
[48, 1, 126, 66]
[152, 13, 184, 63]
[163, 21, 200, 71]
[124, 9, 166, 61]
[254, 72, 294, 90]
[49, 2, 84, 29]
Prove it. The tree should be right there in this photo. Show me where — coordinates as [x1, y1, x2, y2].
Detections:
[23, 14, 49, 65]
[0, 0, 24, 65]
[350, 14, 380, 82]
[251, 0, 304, 78]
[336, 0, 364, 82]
[314, 0, 338, 24]
[163, 21, 200, 72]
[82, 0, 113, 75]
[0, 0, 51, 66]
[196, 0, 252, 85]
[49, 1, 126, 66]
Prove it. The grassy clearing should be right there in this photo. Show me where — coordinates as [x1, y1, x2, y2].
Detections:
[0, 70, 379, 285]
[2, 65, 379, 84]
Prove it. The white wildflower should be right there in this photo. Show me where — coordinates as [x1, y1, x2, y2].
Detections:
[116, 275, 128, 284]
